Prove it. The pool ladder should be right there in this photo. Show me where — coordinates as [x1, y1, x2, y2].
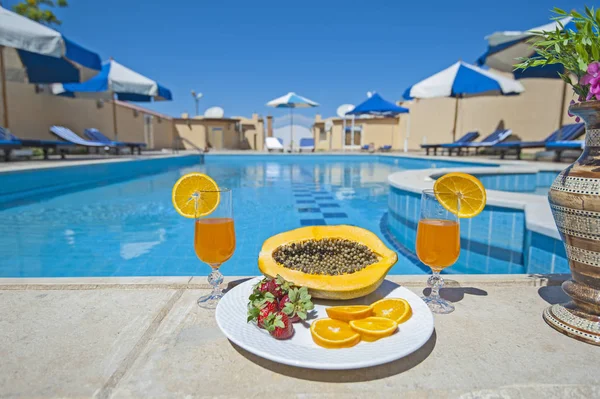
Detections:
[172, 136, 205, 163]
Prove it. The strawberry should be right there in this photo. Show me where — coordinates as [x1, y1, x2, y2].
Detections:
[278, 294, 291, 311]
[264, 311, 294, 340]
[268, 275, 291, 299]
[280, 286, 314, 323]
[247, 289, 277, 327]
[257, 301, 278, 328]
[254, 278, 271, 294]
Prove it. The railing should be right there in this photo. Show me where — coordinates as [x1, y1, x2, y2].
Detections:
[172, 136, 205, 162]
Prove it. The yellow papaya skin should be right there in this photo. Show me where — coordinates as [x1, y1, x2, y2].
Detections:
[258, 225, 398, 300]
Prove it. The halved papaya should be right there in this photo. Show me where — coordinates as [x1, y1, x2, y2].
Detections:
[258, 225, 398, 300]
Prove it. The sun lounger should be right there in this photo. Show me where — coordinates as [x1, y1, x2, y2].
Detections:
[421, 131, 480, 156]
[494, 123, 585, 160]
[546, 139, 585, 162]
[298, 138, 315, 152]
[0, 126, 74, 161]
[0, 140, 21, 161]
[361, 145, 369, 151]
[266, 137, 284, 152]
[442, 129, 512, 156]
[50, 125, 114, 153]
[379, 145, 392, 152]
[84, 128, 146, 155]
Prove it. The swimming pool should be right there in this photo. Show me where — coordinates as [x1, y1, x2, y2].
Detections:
[0, 154, 494, 277]
[473, 170, 559, 195]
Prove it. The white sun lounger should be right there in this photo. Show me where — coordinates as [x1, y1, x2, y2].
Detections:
[265, 137, 284, 152]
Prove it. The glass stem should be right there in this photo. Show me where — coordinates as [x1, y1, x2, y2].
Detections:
[427, 271, 443, 299]
[207, 264, 224, 297]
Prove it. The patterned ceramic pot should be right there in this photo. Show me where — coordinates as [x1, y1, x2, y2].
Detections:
[545, 100, 600, 345]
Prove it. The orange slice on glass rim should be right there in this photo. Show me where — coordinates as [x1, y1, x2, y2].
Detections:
[310, 318, 361, 349]
[325, 305, 373, 322]
[371, 298, 412, 324]
[433, 172, 486, 218]
[349, 317, 398, 342]
[171, 173, 220, 218]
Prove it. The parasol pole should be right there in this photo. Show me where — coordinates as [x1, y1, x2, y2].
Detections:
[112, 91, 119, 141]
[290, 108, 294, 152]
[0, 46, 9, 128]
[351, 115, 355, 148]
[342, 115, 346, 152]
[452, 95, 460, 142]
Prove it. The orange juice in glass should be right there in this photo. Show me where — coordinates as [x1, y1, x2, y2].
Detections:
[194, 188, 235, 309]
[415, 189, 460, 314]
[416, 219, 460, 271]
[194, 218, 236, 266]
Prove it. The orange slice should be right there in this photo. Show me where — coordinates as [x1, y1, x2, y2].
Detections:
[349, 317, 398, 342]
[325, 305, 373, 322]
[371, 298, 412, 324]
[433, 172, 486, 218]
[310, 318, 361, 349]
[171, 173, 220, 218]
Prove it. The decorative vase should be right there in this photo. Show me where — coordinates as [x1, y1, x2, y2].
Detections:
[545, 100, 600, 345]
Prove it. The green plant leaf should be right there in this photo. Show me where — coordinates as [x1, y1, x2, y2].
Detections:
[553, 7, 567, 15]
[593, 45, 600, 61]
[297, 311, 307, 320]
[585, 6, 594, 19]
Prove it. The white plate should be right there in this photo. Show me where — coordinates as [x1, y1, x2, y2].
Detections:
[216, 277, 434, 370]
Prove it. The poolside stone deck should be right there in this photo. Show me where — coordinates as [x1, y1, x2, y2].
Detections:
[1, 275, 598, 398]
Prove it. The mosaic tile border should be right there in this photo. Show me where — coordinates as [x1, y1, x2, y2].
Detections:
[292, 182, 348, 227]
[551, 173, 600, 195]
[551, 204, 600, 241]
[544, 304, 600, 344]
[564, 244, 600, 268]
[585, 128, 600, 147]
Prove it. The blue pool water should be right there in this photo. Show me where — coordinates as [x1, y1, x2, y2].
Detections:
[0, 155, 492, 277]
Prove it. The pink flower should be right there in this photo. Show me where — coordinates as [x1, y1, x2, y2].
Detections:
[581, 62, 600, 101]
[568, 100, 581, 123]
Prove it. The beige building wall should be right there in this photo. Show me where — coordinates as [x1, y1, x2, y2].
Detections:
[312, 74, 576, 152]
[0, 81, 175, 149]
[314, 115, 407, 151]
[173, 114, 265, 151]
[401, 76, 574, 150]
[235, 114, 265, 151]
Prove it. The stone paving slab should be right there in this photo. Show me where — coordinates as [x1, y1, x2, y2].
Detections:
[0, 289, 180, 398]
[1, 277, 599, 398]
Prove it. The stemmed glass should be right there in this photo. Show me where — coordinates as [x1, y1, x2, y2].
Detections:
[194, 188, 235, 309]
[415, 189, 460, 314]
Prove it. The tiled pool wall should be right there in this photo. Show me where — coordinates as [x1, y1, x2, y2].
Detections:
[472, 170, 560, 194]
[203, 154, 495, 170]
[387, 186, 569, 274]
[376, 156, 494, 170]
[0, 155, 202, 209]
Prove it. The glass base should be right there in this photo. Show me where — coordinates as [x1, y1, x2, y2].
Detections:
[197, 291, 223, 309]
[422, 295, 455, 314]
[197, 268, 224, 309]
